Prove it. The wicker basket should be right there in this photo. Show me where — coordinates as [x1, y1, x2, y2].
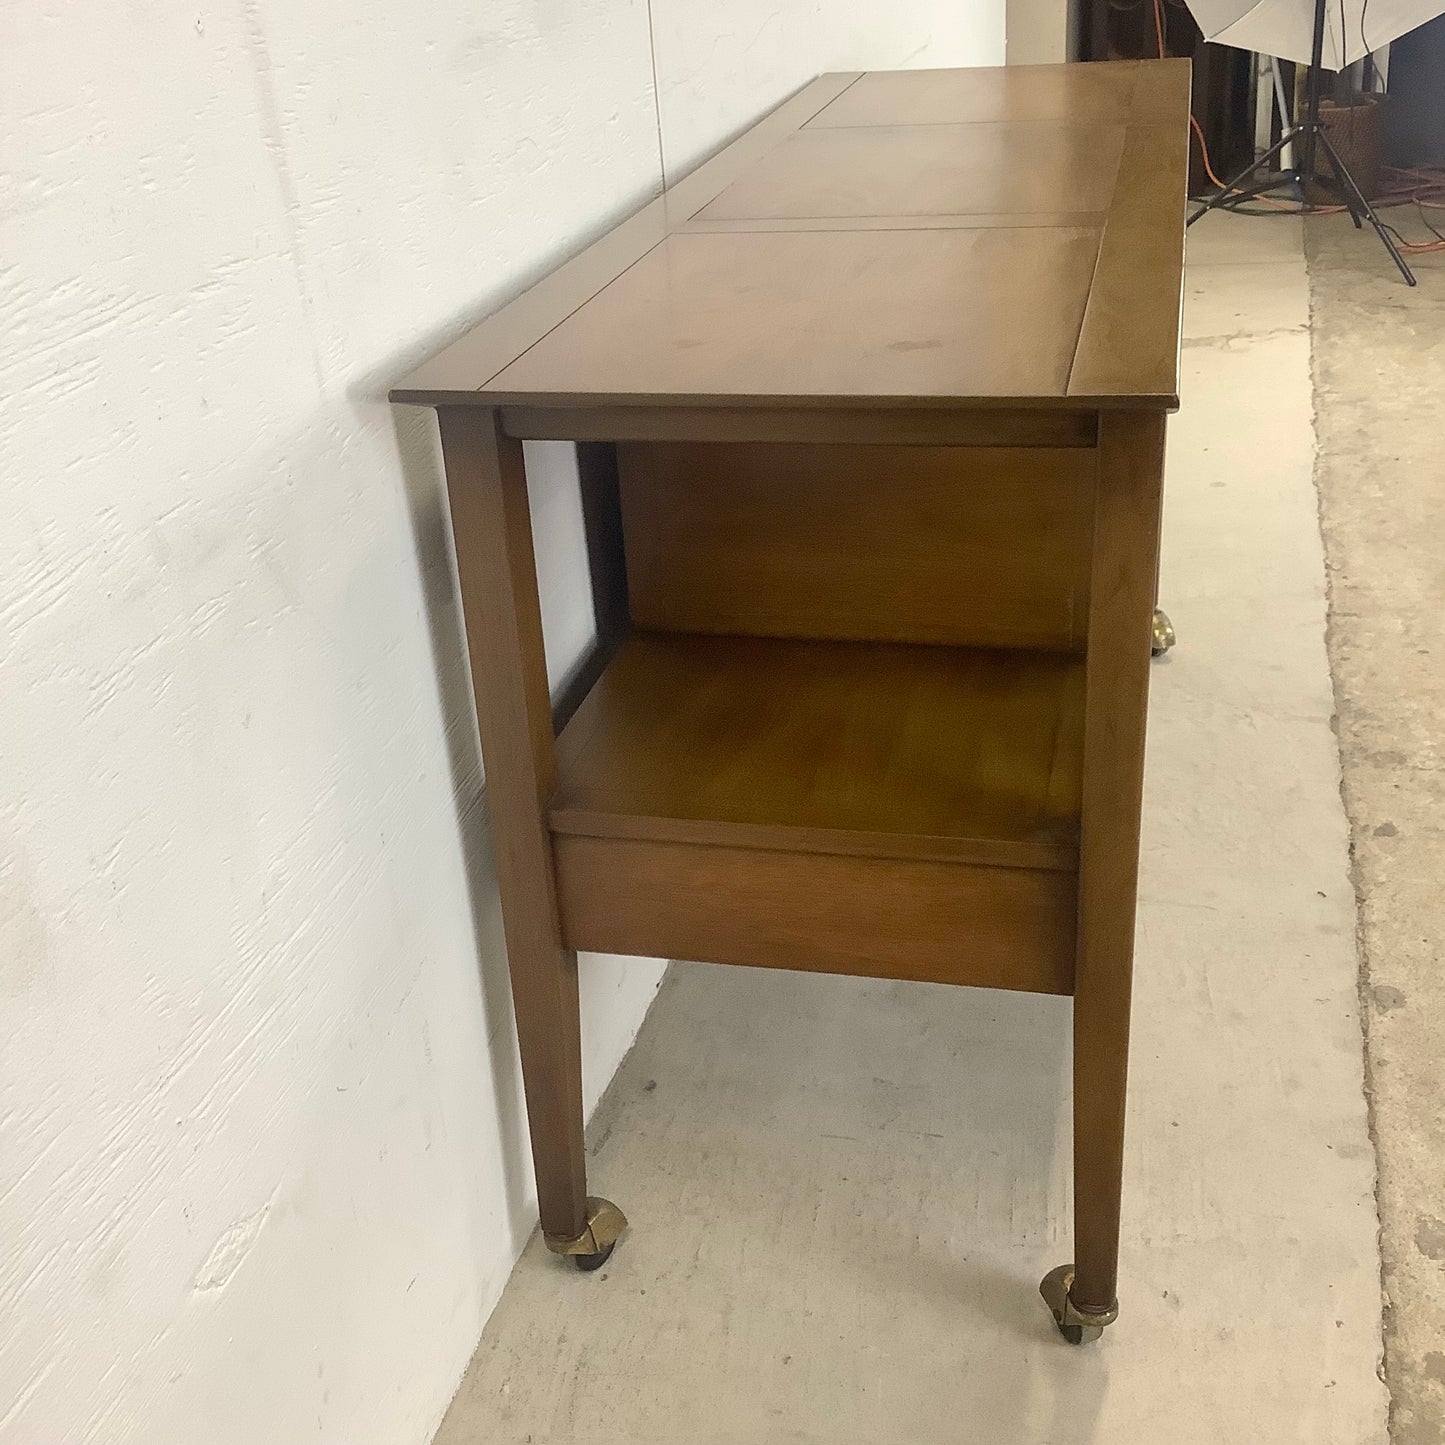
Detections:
[1304, 94, 1385, 204]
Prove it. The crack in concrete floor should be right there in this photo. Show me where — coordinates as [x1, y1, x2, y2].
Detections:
[1307, 213, 1445, 1445]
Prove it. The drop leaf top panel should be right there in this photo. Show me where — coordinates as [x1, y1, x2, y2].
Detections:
[391, 60, 1191, 413]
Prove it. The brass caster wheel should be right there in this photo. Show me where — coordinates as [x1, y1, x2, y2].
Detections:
[1151, 607, 1176, 658]
[1039, 1265, 1118, 1345]
[544, 1196, 627, 1273]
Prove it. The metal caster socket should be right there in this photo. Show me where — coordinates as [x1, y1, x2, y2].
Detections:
[1039, 1265, 1118, 1344]
[1151, 608, 1176, 658]
[544, 1196, 627, 1273]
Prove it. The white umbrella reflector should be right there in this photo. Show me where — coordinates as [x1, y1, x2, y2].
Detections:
[1183, 0, 1437, 67]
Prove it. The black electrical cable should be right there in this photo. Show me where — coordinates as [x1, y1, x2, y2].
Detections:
[1417, 202, 1445, 243]
[1377, 216, 1410, 246]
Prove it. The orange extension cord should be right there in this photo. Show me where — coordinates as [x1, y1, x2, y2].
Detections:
[1155, 0, 1445, 252]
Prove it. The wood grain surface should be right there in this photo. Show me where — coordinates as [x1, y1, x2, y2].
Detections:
[553, 833, 1078, 995]
[391, 74, 858, 405]
[500, 406, 1097, 446]
[411, 63, 1184, 1323]
[617, 442, 1095, 651]
[803, 59, 1142, 127]
[1069, 411, 1167, 1313]
[434, 408, 589, 1242]
[481, 227, 1102, 405]
[390, 60, 1189, 411]
[690, 123, 1126, 222]
[550, 632, 1085, 870]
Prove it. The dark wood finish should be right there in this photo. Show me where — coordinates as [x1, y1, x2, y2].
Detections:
[1067, 69, 1191, 401]
[554, 835, 1077, 996]
[550, 632, 1085, 870]
[390, 61, 1189, 413]
[392, 73, 859, 407]
[617, 443, 1095, 652]
[502, 406, 1098, 446]
[1130, 53, 1196, 123]
[691, 122, 1126, 222]
[804, 59, 1141, 127]
[480, 227, 1103, 406]
[1069, 411, 1166, 1314]
[679, 211, 1103, 234]
[400, 63, 1184, 1333]
[434, 408, 588, 1243]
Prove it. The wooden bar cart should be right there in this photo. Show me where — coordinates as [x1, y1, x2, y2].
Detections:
[392, 59, 1190, 1342]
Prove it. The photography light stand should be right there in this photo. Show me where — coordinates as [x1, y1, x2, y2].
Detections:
[1186, 0, 1417, 286]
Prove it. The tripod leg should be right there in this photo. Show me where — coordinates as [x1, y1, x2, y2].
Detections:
[1314, 128, 1417, 286]
[1188, 131, 1295, 226]
[1312, 131, 1364, 226]
[1318, 140, 1365, 227]
[1301, 122, 1362, 225]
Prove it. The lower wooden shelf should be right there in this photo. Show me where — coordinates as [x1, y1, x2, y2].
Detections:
[551, 630, 1085, 869]
[547, 632, 1083, 995]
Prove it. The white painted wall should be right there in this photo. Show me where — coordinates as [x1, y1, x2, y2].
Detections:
[1005, 0, 1072, 65]
[0, 4, 1002, 1444]
[651, 0, 1004, 179]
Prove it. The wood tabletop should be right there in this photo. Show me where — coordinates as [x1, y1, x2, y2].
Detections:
[393, 60, 1190, 412]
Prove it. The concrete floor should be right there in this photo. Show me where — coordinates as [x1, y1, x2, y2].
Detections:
[1307, 213, 1445, 1445]
[432, 216, 1393, 1444]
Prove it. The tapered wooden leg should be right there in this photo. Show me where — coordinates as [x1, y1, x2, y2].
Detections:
[1045, 412, 1164, 1339]
[436, 408, 613, 1256]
